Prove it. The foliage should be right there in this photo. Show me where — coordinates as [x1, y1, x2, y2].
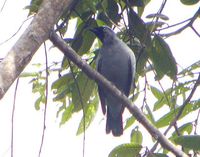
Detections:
[24, 0, 200, 156]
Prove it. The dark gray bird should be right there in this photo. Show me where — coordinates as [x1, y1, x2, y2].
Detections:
[91, 26, 136, 136]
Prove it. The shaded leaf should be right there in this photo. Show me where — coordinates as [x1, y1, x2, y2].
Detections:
[72, 72, 96, 112]
[76, 97, 98, 135]
[149, 35, 177, 80]
[174, 135, 200, 150]
[109, 143, 142, 157]
[180, 0, 199, 5]
[60, 104, 74, 126]
[146, 21, 166, 32]
[146, 13, 169, 20]
[51, 73, 73, 90]
[106, 0, 121, 24]
[128, 8, 151, 47]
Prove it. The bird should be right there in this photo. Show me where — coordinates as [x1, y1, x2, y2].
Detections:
[90, 26, 136, 136]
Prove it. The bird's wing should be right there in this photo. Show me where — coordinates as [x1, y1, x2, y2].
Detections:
[97, 57, 106, 115]
[125, 55, 135, 96]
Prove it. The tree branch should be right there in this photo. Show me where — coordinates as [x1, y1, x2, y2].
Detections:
[0, 0, 76, 99]
[161, 7, 200, 37]
[49, 31, 188, 157]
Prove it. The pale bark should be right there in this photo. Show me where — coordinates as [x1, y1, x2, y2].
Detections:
[0, 0, 75, 99]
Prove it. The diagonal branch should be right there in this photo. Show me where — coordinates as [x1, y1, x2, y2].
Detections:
[0, 0, 76, 100]
[49, 31, 188, 157]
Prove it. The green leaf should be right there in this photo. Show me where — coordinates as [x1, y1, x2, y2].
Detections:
[150, 86, 163, 99]
[146, 21, 166, 32]
[25, 0, 43, 15]
[170, 123, 193, 139]
[106, 0, 121, 24]
[34, 96, 42, 110]
[72, 72, 96, 112]
[149, 35, 177, 80]
[146, 13, 169, 20]
[147, 153, 169, 157]
[124, 116, 136, 130]
[128, 8, 151, 47]
[20, 72, 39, 77]
[155, 100, 200, 128]
[137, 0, 151, 16]
[145, 105, 155, 124]
[174, 135, 200, 150]
[178, 60, 200, 77]
[108, 143, 142, 157]
[180, 0, 199, 5]
[51, 73, 73, 90]
[76, 97, 98, 135]
[60, 104, 74, 126]
[130, 129, 143, 144]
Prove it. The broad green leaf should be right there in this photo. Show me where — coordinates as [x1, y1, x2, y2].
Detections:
[20, 72, 39, 77]
[34, 96, 42, 110]
[150, 86, 163, 99]
[124, 116, 136, 130]
[76, 97, 98, 135]
[72, 72, 96, 112]
[109, 143, 142, 157]
[52, 86, 70, 101]
[170, 123, 193, 139]
[60, 104, 74, 126]
[52, 73, 74, 102]
[130, 129, 143, 144]
[150, 86, 169, 111]
[174, 135, 200, 150]
[155, 100, 200, 128]
[180, 0, 199, 5]
[147, 153, 169, 157]
[150, 35, 177, 80]
[51, 73, 73, 90]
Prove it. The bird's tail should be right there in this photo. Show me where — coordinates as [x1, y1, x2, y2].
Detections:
[106, 108, 123, 136]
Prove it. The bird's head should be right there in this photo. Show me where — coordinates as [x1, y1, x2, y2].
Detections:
[90, 26, 116, 44]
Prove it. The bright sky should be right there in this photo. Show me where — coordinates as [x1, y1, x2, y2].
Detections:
[0, 0, 199, 157]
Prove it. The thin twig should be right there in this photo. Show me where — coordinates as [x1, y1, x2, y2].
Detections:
[0, 0, 8, 12]
[161, 7, 200, 37]
[67, 60, 86, 157]
[0, 16, 33, 46]
[38, 42, 49, 157]
[11, 78, 19, 157]
[194, 109, 200, 135]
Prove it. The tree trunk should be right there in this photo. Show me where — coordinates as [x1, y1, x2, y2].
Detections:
[0, 0, 75, 99]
